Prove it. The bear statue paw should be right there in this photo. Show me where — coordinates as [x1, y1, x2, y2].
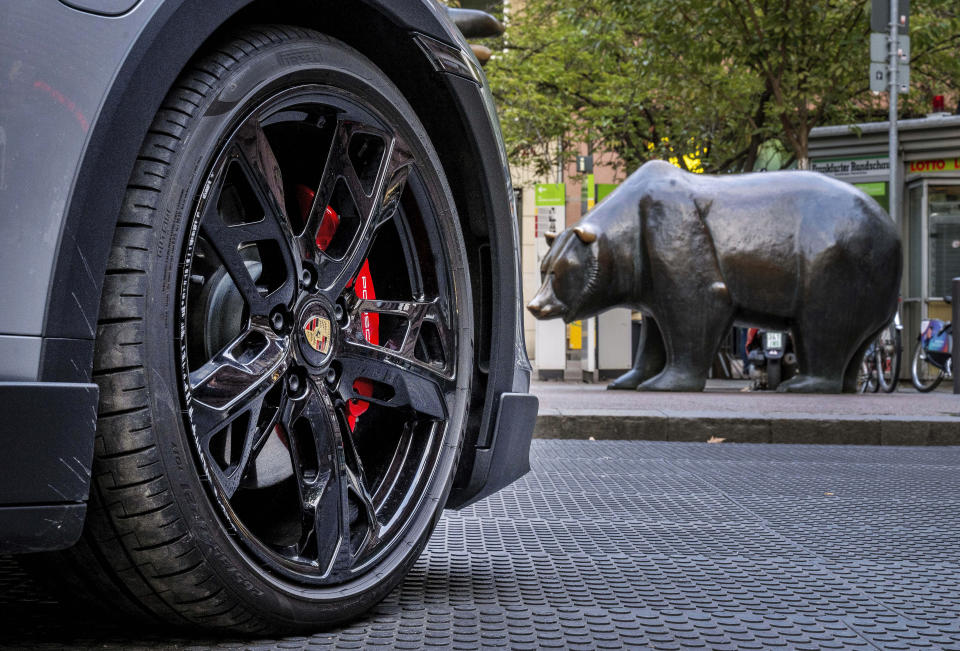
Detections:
[776, 374, 842, 393]
[638, 369, 707, 392]
[607, 369, 645, 390]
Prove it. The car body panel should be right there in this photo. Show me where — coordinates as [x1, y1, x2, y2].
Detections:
[0, 0, 534, 551]
[0, 382, 96, 552]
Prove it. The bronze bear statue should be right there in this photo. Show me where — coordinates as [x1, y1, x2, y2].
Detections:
[527, 160, 902, 393]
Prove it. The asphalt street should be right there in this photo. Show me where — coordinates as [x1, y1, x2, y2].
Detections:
[2, 438, 959, 649]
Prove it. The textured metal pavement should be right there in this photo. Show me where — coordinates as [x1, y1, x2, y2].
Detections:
[2, 439, 960, 649]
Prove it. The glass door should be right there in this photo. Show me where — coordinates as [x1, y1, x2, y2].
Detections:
[927, 185, 960, 304]
[903, 180, 960, 360]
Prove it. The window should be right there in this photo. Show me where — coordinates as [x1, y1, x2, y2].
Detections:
[928, 185, 960, 297]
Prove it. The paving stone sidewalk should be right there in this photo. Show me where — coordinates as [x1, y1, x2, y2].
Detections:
[533, 379, 960, 445]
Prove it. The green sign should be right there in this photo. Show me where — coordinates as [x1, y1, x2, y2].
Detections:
[535, 184, 565, 207]
[596, 183, 618, 203]
[854, 181, 889, 212]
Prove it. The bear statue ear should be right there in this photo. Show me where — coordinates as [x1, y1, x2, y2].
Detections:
[544, 231, 558, 247]
[573, 225, 597, 244]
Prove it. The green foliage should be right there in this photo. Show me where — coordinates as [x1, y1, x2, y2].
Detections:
[487, 0, 960, 175]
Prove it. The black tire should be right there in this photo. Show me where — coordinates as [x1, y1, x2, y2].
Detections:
[37, 26, 472, 633]
[767, 359, 781, 391]
[877, 324, 901, 393]
[911, 340, 944, 392]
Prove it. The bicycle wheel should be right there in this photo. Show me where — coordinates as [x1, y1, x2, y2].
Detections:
[856, 347, 879, 393]
[911, 340, 944, 392]
[877, 323, 902, 393]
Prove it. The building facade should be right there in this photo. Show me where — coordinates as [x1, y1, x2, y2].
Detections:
[809, 114, 960, 354]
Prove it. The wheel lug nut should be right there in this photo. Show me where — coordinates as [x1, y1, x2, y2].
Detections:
[325, 368, 337, 385]
[334, 304, 344, 321]
[300, 267, 314, 288]
[287, 374, 301, 394]
[271, 311, 285, 332]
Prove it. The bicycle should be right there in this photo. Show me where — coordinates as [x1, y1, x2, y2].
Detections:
[876, 308, 903, 393]
[857, 306, 902, 394]
[911, 296, 953, 392]
[857, 338, 880, 393]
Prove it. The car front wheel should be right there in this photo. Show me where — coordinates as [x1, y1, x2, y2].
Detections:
[39, 26, 472, 633]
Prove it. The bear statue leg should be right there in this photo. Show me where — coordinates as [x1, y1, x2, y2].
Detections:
[778, 322, 881, 393]
[777, 326, 843, 392]
[781, 266, 889, 393]
[638, 303, 733, 392]
[607, 316, 666, 390]
[841, 324, 887, 393]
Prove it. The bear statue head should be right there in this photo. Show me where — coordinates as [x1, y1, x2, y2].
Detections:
[527, 222, 608, 323]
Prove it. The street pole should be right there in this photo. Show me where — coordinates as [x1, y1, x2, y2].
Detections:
[888, 0, 899, 225]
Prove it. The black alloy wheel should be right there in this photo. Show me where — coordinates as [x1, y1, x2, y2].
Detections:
[183, 78, 461, 588]
[38, 27, 472, 633]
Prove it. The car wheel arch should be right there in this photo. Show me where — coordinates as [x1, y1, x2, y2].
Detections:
[42, 0, 515, 505]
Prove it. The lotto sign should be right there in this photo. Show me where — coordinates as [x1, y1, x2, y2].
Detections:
[908, 158, 960, 174]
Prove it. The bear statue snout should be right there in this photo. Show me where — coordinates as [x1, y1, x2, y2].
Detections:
[526, 294, 548, 318]
[527, 287, 563, 320]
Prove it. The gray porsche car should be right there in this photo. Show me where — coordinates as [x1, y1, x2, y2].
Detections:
[0, 0, 535, 633]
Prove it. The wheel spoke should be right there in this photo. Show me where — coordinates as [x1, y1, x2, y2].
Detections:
[199, 212, 270, 316]
[233, 119, 287, 221]
[284, 388, 340, 574]
[332, 138, 413, 296]
[188, 320, 290, 440]
[334, 296, 454, 419]
[300, 119, 414, 299]
[198, 123, 297, 317]
[203, 395, 267, 500]
[284, 386, 379, 576]
[341, 428, 380, 557]
[371, 424, 415, 509]
[348, 297, 453, 365]
[336, 345, 449, 421]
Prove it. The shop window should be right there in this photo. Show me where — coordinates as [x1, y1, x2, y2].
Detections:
[928, 185, 960, 297]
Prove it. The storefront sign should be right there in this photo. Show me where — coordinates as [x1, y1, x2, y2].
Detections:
[534, 183, 564, 240]
[811, 157, 890, 179]
[908, 158, 960, 174]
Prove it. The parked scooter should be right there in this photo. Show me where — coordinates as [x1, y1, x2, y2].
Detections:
[745, 328, 797, 390]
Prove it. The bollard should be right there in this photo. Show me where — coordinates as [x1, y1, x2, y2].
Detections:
[954, 278, 960, 394]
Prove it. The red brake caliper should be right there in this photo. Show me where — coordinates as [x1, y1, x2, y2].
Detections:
[296, 185, 376, 432]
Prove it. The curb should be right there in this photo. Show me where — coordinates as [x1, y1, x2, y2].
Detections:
[534, 410, 960, 445]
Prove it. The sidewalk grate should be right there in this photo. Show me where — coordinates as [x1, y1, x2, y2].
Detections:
[2, 439, 959, 649]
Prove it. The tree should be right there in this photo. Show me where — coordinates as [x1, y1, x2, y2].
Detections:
[486, 0, 960, 175]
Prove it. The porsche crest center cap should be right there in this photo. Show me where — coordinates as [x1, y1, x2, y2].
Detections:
[298, 303, 336, 366]
[303, 315, 331, 354]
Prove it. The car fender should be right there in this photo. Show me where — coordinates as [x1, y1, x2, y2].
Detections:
[0, 0, 531, 519]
